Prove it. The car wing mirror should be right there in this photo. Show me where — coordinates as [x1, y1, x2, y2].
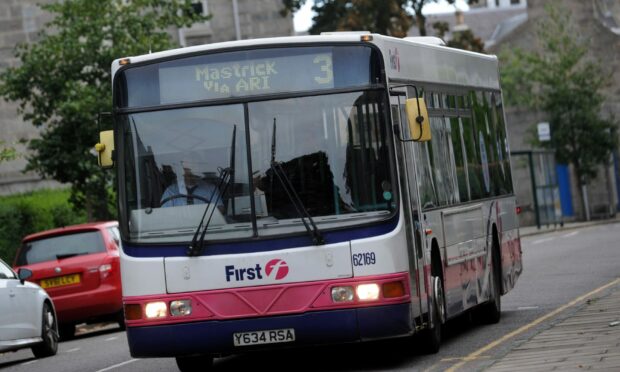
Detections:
[18, 268, 32, 284]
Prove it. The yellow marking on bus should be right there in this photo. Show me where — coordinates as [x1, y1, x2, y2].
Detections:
[445, 277, 620, 372]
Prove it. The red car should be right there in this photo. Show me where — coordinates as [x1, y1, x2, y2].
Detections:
[14, 221, 123, 340]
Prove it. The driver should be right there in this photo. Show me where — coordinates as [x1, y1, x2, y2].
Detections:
[160, 165, 223, 208]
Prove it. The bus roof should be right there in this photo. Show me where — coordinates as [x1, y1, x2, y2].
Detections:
[112, 33, 500, 90]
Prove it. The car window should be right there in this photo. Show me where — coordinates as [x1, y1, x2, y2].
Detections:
[0, 259, 16, 280]
[16, 230, 106, 266]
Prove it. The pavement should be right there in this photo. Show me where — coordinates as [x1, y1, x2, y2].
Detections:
[518, 215, 620, 237]
[484, 216, 620, 371]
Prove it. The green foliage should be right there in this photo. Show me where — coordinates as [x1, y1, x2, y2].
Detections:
[0, 0, 209, 221]
[499, 2, 618, 186]
[0, 189, 86, 263]
[281, 0, 478, 37]
[0, 141, 17, 163]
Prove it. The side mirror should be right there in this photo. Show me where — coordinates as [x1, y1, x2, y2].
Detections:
[95, 130, 115, 168]
[405, 97, 431, 142]
[18, 268, 32, 284]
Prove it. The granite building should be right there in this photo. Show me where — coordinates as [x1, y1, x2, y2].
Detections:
[0, 0, 294, 195]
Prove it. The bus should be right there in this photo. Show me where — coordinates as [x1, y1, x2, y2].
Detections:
[96, 32, 522, 371]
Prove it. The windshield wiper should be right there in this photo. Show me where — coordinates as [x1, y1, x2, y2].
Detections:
[270, 119, 325, 246]
[187, 125, 236, 257]
[56, 253, 84, 260]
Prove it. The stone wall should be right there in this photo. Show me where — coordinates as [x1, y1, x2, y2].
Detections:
[0, 0, 60, 195]
[181, 0, 294, 46]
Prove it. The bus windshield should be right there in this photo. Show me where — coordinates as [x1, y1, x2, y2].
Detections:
[120, 90, 394, 243]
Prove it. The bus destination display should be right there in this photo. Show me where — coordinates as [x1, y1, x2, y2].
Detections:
[159, 53, 334, 103]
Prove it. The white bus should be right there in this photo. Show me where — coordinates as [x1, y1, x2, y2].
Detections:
[96, 32, 522, 371]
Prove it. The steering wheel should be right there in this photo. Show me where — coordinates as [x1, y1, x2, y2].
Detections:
[160, 193, 210, 206]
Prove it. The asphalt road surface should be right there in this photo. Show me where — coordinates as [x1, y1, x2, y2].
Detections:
[2, 222, 619, 372]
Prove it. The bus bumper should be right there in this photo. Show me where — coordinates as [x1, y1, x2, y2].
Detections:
[126, 303, 412, 358]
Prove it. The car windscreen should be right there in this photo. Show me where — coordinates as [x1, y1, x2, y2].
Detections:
[16, 231, 106, 266]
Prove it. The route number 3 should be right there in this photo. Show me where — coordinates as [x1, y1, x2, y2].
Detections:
[313, 55, 333, 85]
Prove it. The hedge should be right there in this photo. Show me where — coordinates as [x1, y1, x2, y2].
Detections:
[0, 189, 86, 264]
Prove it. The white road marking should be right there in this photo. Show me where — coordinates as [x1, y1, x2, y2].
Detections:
[105, 336, 118, 341]
[532, 237, 554, 245]
[20, 360, 38, 366]
[95, 359, 138, 372]
[516, 306, 539, 310]
[65, 347, 80, 353]
[562, 231, 579, 238]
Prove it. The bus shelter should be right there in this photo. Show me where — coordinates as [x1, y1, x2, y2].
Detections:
[511, 150, 563, 229]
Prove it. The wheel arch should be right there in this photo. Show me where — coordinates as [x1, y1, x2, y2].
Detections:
[491, 223, 503, 294]
[430, 238, 443, 280]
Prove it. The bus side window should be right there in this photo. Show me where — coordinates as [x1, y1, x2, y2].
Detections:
[450, 116, 469, 202]
[494, 92, 513, 194]
[486, 91, 504, 196]
[461, 114, 483, 200]
[429, 115, 458, 206]
[415, 140, 437, 209]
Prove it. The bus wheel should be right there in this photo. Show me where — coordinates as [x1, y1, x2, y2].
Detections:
[175, 355, 213, 372]
[58, 323, 75, 341]
[116, 310, 126, 331]
[480, 246, 502, 324]
[422, 274, 445, 354]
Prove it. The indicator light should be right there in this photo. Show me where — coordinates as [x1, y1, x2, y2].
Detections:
[124, 304, 142, 320]
[383, 281, 405, 298]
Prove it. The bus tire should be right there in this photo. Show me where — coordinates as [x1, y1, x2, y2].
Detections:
[480, 242, 502, 324]
[58, 323, 75, 341]
[175, 355, 214, 372]
[422, 254, 445, 354]
[116, 310, 126, 331]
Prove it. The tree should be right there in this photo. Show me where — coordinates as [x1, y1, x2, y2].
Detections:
[282, 0, 478, 37]
[0, 0, 208, 221]
[410, 0, 478, 37]
[500, 3, 618, 220]
[432, 20, 484, 52]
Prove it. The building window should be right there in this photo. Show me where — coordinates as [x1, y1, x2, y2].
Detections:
[189, 1, 208, 16]
[178, 0, 211, 47]
[191, 2, 203, 15]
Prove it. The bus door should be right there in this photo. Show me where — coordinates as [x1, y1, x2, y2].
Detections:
[390, 86, 428, 321]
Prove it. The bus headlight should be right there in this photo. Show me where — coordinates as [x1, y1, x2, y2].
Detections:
[331, 286, 354, 302]
[170, 300, 192, 316]
[145, 301, 167, 318]
[356, 283, 380, 301]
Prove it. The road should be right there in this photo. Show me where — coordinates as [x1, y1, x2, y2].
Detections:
[1, 222, 619, 372]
